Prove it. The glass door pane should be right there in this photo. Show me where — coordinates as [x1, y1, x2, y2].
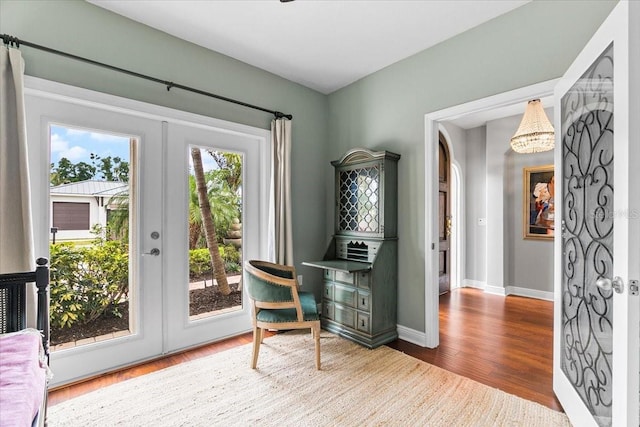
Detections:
[188, 147, 243, 321]
[49, 124, 134, 350]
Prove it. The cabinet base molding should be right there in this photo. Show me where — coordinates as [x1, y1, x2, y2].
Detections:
[322, 321, 397, 349]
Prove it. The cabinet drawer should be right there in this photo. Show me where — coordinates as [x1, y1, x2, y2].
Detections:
[334, 284, 356, 307]
[336, 245, 348, 259]
[356, 271, 370, 289]
[324, 269, 334, 280]
[334, 305, 355, 329]
[335, 271, 354, 285]
[322, 301, 334, 320]
[357, 290, 370, 311]
[323, 282, 334, 300]
[357, 312, 370, 333]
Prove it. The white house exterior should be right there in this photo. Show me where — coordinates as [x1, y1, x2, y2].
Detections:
[49, 180, 128, 241]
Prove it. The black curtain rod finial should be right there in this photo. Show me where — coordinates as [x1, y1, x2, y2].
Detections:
[274, 111, 293, 120]
[1, 34, 20, 48]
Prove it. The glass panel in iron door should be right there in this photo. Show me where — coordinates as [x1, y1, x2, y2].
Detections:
[560, 43, 614, 427]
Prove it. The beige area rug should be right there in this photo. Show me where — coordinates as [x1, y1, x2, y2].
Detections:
[48, 332, 570, 426]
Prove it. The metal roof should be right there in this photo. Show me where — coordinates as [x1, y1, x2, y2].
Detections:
[50, 180, 128, 196]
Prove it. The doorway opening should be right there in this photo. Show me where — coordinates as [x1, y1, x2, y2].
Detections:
[423, 79, 558, 348]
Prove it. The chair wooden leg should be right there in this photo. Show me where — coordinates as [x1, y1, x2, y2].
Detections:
[313, 323, 321, 370]
[259, 327, 265, 344]
[251, 326, 261, 369]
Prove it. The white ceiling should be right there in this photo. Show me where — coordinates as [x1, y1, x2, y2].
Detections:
[89, 0, 530, 94]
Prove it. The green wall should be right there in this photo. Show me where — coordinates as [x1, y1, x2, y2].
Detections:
[1, 0, 617, 334]
[0, 0, 329, 298]
[327, 0, 616, 331]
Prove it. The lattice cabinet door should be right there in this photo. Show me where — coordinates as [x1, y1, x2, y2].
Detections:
[332, 148, 400, 239]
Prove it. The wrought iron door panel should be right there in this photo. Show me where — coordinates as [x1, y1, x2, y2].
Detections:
[560, 43, 614, 427]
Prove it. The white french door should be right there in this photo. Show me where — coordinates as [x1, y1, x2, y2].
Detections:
[553, 2, 639, 426]
[163, 122, 268, 352]
[26, 78, 270, 386]
[26, 92, 164, 387]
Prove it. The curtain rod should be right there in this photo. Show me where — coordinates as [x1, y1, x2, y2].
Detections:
[1, 34, 293, 120]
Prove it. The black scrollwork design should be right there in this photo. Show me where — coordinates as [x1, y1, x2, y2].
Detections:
[561, 43, 614, 426]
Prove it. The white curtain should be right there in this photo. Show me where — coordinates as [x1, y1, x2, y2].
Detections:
[0, 46, 37, 326]
[268, 118, 294, 265]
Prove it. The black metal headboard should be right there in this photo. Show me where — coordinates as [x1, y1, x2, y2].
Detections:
[0, 258, 50, 356]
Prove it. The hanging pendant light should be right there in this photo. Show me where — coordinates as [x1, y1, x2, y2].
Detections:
[510, 99, 555, 153]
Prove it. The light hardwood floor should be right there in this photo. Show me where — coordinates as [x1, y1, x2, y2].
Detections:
[50, 288, 562, 412]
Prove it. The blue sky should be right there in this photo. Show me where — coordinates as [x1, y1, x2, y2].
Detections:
[49, 124, 228, 175]
[49, 124, 131, 166]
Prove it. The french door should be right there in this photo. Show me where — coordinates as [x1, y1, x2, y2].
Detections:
[163, 122, 267, 352]
[26, 78, 269, 386]
[553, 2, 639, 426]
[26, 92, 164, 387]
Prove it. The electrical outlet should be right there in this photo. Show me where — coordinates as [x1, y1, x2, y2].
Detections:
[297, 275, 303, 287]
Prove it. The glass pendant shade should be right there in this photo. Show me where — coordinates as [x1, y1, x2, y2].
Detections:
[510, 99, 555, 153]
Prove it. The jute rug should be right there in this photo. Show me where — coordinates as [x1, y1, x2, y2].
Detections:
[48, 332, 570, 426]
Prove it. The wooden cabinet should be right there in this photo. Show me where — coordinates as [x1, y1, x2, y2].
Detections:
[303, 148, 400, 348]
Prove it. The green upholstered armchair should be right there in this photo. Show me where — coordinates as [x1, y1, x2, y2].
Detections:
[244, 260, 321, 370]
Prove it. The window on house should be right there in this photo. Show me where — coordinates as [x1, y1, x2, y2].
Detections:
[52, 202, 90, 230]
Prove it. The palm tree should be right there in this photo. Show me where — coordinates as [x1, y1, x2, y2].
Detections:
[188, 174, 240, 250]
[190, 147, 231, 295]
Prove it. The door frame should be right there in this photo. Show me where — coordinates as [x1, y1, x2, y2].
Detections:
[25, 76, 270, 385]
[423, 78, 558, 348]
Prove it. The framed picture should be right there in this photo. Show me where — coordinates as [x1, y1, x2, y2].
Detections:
[523, 164, 554, 240]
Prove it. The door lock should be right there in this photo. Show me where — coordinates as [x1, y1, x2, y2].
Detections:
[595, 276, 624, 294]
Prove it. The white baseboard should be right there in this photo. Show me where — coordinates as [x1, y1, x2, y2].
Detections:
[397, 324, 428, 347]
[484, 284, 507, 296]
[505, 286, 554, 301]
[462, 279, 485, 289]
[460, 280, 552, 301]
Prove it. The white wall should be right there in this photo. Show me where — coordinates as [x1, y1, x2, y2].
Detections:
[464, 126, 487, 284]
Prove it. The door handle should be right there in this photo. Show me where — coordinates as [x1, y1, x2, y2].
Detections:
[595, 276, 624, 294]
[143, 248, 160, 256]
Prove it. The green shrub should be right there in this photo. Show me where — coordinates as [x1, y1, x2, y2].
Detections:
[189, 248, 212, 278]
[49, 236, 128, 329]
[219, 245, 240, 265]
[189, 245, 241, 278]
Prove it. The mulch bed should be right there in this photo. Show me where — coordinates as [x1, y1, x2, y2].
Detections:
[50, 281, 243, 346]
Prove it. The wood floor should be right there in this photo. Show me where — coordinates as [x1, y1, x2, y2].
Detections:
[388, 288, 562, 412]
[50, 288, 562, 412]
